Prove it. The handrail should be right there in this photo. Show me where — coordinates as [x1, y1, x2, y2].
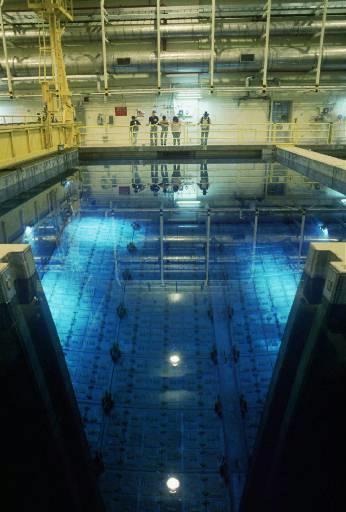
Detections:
[0, 121, 78, 169]
[77, 121, 343, 147]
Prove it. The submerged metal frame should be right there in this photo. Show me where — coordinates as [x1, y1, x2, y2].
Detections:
[205, 209, 211, 285]
[160, 208, 164, 283]
[252, 209, 259, 257]
[298, 209, 306, 264]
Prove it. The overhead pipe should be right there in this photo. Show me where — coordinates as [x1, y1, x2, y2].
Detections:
[156, 0, 161, 90]
[4, 19, 346, 43]
[2, 46, 346, 77]
[315, 0, 329, 91]
[210, 0, 216, 91]
[100, 0, 109, 96]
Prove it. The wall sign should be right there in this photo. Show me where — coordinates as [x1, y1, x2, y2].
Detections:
[114, 106, 128, 116]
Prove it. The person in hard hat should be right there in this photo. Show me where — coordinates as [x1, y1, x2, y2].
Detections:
[159, 115, 169, 146]
[198, 111, 211, 147]
[171, 116, 182, 146]
[129, 115, 141, 145]
[148, 110, 159, 146]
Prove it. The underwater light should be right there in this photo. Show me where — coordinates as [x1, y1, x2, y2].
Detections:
[169, 354, 181, 367]
[24, 226, 33, 236]
[341, 198, 346, 205]
[166, 477, 180, 493]
[319, 224, 329, 237]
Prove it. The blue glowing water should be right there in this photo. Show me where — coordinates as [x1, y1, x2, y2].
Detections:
[33, 211, 345, 512]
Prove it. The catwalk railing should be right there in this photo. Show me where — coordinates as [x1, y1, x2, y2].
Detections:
[79, 121, 346, 147]
[1, 118, 345, 170]
[0, 121, 78, 169]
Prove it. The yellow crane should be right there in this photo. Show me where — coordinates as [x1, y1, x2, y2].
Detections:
[28, 1, 76, 145]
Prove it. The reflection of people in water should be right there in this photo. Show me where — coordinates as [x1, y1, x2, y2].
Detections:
[160, 164, 170, 194]
[198, 161, 209, 196]
[131, 164, 145, 193]
[172, 163, 182, 193]
[150, 163, 160, 195]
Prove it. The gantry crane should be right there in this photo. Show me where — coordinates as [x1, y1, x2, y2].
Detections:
[28, 1, 76, 145]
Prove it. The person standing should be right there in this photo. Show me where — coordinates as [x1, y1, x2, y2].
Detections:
[199, 111, 211, 147]
[148, 110, 159, 146]
[171, 116, 182, 146]
[159, 115, 169, 146]
[129, 116, 141, 145]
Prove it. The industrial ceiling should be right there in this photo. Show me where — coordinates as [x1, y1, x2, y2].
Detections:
[1, 1, 346, 95]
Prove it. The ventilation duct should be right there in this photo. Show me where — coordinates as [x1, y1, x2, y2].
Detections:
[1, 46, 346, 78]
[3, 19, 346, 42]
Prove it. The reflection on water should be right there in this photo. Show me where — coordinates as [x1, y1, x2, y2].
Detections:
[1, 158, 345, 511]
[80, 160, 342, 208]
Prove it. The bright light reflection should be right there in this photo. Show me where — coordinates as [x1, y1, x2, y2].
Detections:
[166, 477, 180, 493]
[319, 224, 329, 237]
[177, 200, 201, 207]
[341, 198, 346, 205]
[169, 293, 182, 303]
[169, 354, 181, 367]
[24, 226, 34, 241]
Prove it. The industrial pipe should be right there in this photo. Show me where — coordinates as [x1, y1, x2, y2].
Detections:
[2, 46, 346, 78]
[4, 19, 346, 42]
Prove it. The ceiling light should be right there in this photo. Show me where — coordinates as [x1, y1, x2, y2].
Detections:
[166, 477, 180, 494]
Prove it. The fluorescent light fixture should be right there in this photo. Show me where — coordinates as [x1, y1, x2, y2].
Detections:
[166, 477, 180, 494]
[176, 200, 201, 207]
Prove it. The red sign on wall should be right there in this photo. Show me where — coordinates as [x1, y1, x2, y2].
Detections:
[114, 106, 128, 116]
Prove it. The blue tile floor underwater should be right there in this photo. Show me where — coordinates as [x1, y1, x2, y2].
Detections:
[34, 214, 343, 512]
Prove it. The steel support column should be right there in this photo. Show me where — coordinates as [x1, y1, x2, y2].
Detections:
[210, 0, 216, 91]
[0, 0, 13, 98]
[156, 0, 161, 91]
[298, 209, 306, 264]
[315, 0, 329, 92]
[205, 209, 211, 285]
[252, 209, 259, 257]
[262, 0, 272, 93]
[100, 0, 109, 96]
[160, 208, 164, 284]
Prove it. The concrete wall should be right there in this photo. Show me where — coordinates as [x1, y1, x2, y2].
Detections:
[0, 98, 43, 123]
[0, 181, 68, 243]
[0, 149, 78, 203]
[79, 92, 344, 145]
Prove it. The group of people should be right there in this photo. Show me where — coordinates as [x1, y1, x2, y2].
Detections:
[130, 110, 211, 147]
